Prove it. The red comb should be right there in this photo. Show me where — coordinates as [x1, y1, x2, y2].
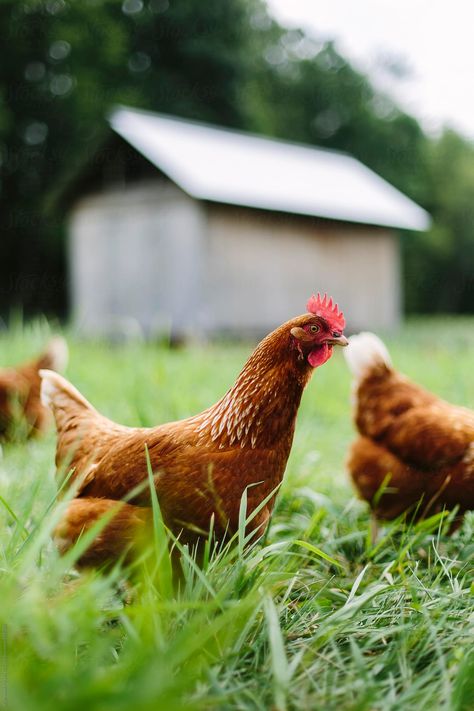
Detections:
[306, 293, 345, 330]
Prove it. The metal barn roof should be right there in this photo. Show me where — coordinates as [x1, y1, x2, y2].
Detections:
[109, 106, 430, 231]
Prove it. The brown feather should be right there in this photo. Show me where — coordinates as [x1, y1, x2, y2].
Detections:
[43, 313, 343, 564]
[345, 333, 474, 524]
[0, 337, 67, 439]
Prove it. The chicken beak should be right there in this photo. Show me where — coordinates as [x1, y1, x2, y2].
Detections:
[326, 334, 349, 347]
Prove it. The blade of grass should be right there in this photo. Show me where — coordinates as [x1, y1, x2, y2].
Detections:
[264, 594, 290, 711]
[145, 444, 173, 599]
[294, 539, 342, 569]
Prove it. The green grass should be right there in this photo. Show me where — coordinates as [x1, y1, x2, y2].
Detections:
[0, 318, 473, 710]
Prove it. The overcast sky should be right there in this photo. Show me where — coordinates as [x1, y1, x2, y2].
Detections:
[267, 0, 474, 139]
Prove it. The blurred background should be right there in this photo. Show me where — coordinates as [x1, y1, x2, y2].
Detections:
[1, 0, 473, 335]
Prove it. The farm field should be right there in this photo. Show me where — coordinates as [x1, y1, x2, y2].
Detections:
[0, 317, 473, 711]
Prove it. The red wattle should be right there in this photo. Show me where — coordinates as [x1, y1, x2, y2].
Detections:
[308, 344, 333, 367]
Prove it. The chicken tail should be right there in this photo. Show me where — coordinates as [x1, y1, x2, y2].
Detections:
[40, 369, 95, 432]
[40, 370, 124, 493]
[37, 336, 69, 373]
[343, 332, 392, 382]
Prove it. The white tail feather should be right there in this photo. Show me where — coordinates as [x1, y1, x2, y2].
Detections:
[343, 332, 392, 382]
[44, 336, 69, 372]
[39, 369, 92, 411]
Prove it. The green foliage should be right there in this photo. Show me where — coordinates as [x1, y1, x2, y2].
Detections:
[0, 0, 130, 316]
[0, 320, 473, 709]
[404, 130, 474, 313]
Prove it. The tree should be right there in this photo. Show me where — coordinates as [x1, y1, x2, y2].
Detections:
[404, 130, 474, 313]
[0, 1, 131, 316]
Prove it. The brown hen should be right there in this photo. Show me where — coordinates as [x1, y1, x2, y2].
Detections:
[344, 332, 474, 527]
[0, 337, 68, 439]
[41, 294, 347, 566]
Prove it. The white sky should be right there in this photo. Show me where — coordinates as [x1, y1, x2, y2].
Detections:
[267, 0, 474, 139]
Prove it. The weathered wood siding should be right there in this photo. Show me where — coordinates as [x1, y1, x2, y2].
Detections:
[204, 206, 400, 334]
[69, 180, 206, 337]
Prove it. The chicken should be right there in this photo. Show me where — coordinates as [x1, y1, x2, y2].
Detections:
[0, 337, 68, 439]
[41, 294, 347, 566]
[344, 332, 474, 527]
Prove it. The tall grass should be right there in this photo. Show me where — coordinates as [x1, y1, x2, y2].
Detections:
[0, 318, 472, 710]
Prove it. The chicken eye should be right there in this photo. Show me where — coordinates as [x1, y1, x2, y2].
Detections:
[310, 325, 320, 333]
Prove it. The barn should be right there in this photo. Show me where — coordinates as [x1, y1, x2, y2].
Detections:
[63, 105, 430, 339]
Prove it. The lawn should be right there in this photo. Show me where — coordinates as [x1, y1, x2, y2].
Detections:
[0, 318, 473, 711]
